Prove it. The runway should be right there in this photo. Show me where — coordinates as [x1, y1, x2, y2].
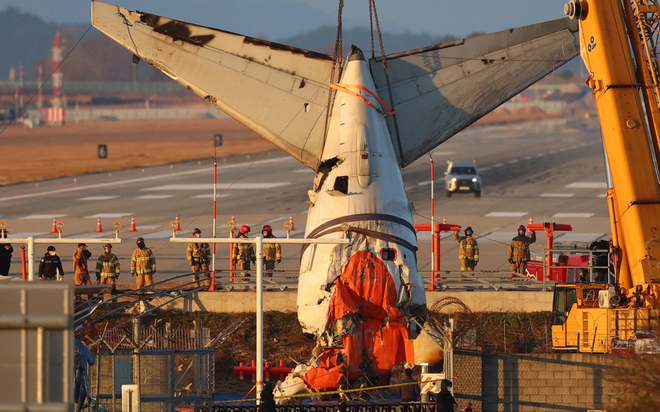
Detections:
[0, 119, 610, 287]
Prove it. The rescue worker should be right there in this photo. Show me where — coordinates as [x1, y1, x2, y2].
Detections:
[73, 243, 92, 285]
[0, 229, 13, 276]
[38, 246, 64, 280]
[262, 225, 281, 278]
[436, 379, 457, 412]
[232, 225, 255, 278]
[73, 243, 92, 299]
[453, 226, 479, 273]
[95, 243, 120, 289]
[187, 228, 211, 288]
[398, 368, 421, 403]
[131, 237, 156, 290]
[508, 225, 536, 278]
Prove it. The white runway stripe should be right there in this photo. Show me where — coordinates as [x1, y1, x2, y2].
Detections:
[79, 196, 118, 201]
[10, 232, 47, 238]
[145, 183, 289, 191]
[485, 212, 527, 217]
[19, 214, 68, 219]
[539, 193, 575, 198]
[597, 194, 607, 198]
[128, 230, 176, 240]
[552, 213, 594, 218]
[265, 216, 289, 223]
[292, 169, 314, 173]
[0, 157, 293, 203]
[565, 182, 607, 189]
[66, 232, 115, 239]
[192, 194, 232, 199]
[83, 213, 133, 218]
[135, 195, 174, 199]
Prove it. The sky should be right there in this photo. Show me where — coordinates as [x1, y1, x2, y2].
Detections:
[0, 0, 568, 39]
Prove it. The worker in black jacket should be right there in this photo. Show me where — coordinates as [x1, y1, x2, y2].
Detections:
[39, 246, 64, 280]
[436, 379, 457, 412]
[0, 230, 13, 276]
[399, 368, 421, 402]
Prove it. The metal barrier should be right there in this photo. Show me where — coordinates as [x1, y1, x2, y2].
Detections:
[538, 248, 611, 283]
[213, 403, 437, 412]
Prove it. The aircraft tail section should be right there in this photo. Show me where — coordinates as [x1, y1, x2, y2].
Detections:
[91, 1, 334, 170]
[370, 18, 580, 167]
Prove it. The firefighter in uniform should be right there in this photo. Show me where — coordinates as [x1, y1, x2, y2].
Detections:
[508, 224, 536, 278]
[131, 237, 156, 289]
[73, 243, 92, 299]
[453, 226, 479, 273]
[262, 225, 281, 278]
[96, 243, 120, 289]
[187, 228, 211, 288]
[232, 225, 255, 277]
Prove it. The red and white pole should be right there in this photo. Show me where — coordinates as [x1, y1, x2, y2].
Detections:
[18, 65, 24, 122]
[37, 64, 43, 111]
[52, 32, 62, 109]
[429, 154, 436, 288]
[210, 155, 218, 291]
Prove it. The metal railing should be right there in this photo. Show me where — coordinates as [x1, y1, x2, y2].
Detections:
[538, 248, 611, 283]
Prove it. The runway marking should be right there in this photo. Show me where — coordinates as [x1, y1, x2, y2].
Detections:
[536, 153, 546, 157]
[493, 163, 503, 167]
[192, 194, 232, 199]
[292, 169, 314, 173]
[128, 230, 175, 240]
[418, 181, 432, 186]
[137, 225, 162, 229]
[19, 214, 68, 219]
[83, 213, 133, 218]
[265, 216, 289, 223]
[523, 156, 532, 160]
[485, 212, 527, 217]
[554, 233, 607, 243]
[135, 195, 174, 200]
[144, 183, 289, 191]
[0, 157, 294, 203]
[79, 196, 118, 201]
[565, 182, 607, 189]
[552, 213, 594, 218]
[597, 194, 607, 198]
[11, 232, 47, 238]
[507, 159, 519, 164]
[479, 167, 490, 172]
[540, 193, 575, 198]
[475, 231, 516, 242]
[66, 232, 115, 239]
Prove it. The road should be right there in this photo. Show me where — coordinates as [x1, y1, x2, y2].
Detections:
[0, 119, 609, 289]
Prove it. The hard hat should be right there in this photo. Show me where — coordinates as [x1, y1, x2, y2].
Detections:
[136, 237, 145, 244]
[262, 225, 272, 232]
[103, 243, 112, 249]
[193, 228, 201, 235]
[47, 245, 56, 252]
[240, 225, 250, 234]
[78, 243, 87, 247]
[518, 225, 526, 231]
[465, 226, 473, 233]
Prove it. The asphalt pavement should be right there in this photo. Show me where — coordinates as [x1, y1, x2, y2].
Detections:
[0, 119, 610, 288]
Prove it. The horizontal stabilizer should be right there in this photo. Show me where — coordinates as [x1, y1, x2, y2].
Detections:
[92, 1, 334, 170]
[369, 18, 580, 167]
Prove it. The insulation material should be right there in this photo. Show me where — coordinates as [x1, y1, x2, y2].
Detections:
[305, 250, 415, 386]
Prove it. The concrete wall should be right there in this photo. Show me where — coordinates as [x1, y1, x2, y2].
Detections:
[453, 352, 622, 412]
[153, 290, 553, 313]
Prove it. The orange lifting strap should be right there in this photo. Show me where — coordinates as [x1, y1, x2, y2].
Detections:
[329, 83, 396, 115]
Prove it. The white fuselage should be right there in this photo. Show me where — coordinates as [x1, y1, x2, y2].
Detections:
[297, 48, 426, 334]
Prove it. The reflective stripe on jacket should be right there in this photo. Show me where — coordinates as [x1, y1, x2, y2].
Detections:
[263, 235, 281, 261]
[453, 231, 479, 261]
[508, 232, 536, 262]
[187, 242, 211, 263]
[131, 247, 156, 275]
[96, 252, 120, 277]
[232, 234, 255, 261]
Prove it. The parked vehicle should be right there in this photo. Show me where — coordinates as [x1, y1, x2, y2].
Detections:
[444, 160, 482, 197]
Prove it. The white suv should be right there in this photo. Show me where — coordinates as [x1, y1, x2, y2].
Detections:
[444, 160, 482, 198]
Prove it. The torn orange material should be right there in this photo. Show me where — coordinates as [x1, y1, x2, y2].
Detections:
[329, 83, 396, 115]
[308, 251, 414, 388]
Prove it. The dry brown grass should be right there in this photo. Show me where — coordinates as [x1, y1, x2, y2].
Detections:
[0, 118, 276, 185]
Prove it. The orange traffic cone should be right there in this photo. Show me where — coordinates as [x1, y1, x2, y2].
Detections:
[442, 216, 447, 224]
[289, 215, 295, 231]
[129, 216, 137, 232]
[96, 217, 103, 233]
[51, 217, 57, 234]
[175, 215, 181, 231]
[528, 215, 534, 232]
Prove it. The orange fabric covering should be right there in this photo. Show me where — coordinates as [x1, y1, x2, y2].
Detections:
[307, 251, 415, 388]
